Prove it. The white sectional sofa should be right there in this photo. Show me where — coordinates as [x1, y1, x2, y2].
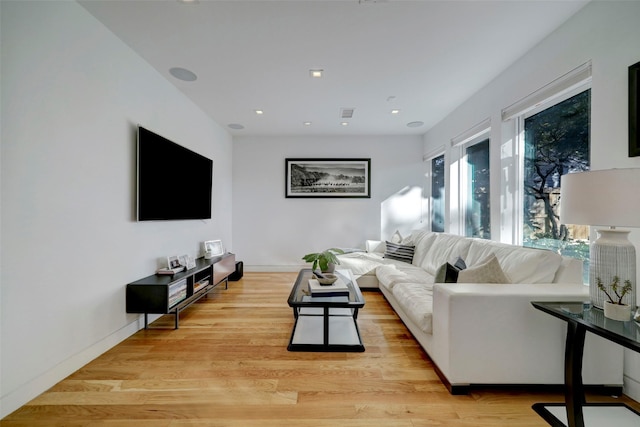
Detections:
[337, 230, 623, 393]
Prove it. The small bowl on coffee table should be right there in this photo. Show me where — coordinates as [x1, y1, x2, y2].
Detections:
[312, 273, 338, 286]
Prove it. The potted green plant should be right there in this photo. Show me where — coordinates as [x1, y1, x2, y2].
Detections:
[597, 276, 633, 321]
[302, 248, 345, 273]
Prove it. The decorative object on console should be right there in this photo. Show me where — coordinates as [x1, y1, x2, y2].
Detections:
[179, 254, 196, 270]
[604, 301, 632, 322]
[302, 248, 345, 273]
[598, 276, 633, 321]
[285, 158, 371, 198]
[560, 168, 640, 309]
[203, 240, 224, 259]
[156, 266, 184, 275]
[157, 255, 185, 275]
[168, 255, 180, 269]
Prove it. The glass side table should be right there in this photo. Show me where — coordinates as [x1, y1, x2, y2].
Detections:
[531, 301, 640, 427]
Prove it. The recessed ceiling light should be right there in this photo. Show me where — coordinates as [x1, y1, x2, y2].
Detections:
[406, 121, 424, 128]
[169, 67, 197, 82]
[341, 122, 349, 126]
[178, 0, 199, 4]
[228, 124, 244, 130]
[391, 109, 400, 115]
[303, 121, 312, 126]
[309, 69, 323, 78]
[254, 110, 264, 115]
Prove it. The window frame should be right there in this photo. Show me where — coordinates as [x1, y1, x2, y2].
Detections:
[450, 124, 491, 238]
[461, 136, 491, 239]
[515, 81, 591, 246]
[424, 148, 446, 233]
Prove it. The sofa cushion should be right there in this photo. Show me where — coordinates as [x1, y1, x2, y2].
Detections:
[457, 253, 510, 284]
[407, 230, 437, 267]
[384, 241, 415, 263]
[391, 282, 434, 334]
[418, 233, 473, 276]
[377, 264, 434, 291]
[466, 239, 562, 284]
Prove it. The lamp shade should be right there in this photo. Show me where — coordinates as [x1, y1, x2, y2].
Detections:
[560, 168, 640, 228]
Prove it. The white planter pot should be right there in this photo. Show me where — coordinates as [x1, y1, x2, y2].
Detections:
[603, 301, 632, 321]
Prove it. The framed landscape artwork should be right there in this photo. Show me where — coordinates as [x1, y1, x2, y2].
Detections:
[285, 158, 371, 198]
[630, 60, 640, 157]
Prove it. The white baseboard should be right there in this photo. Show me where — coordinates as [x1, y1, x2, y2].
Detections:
[0, 315, 154, 418]
[243, 264, 305, 272]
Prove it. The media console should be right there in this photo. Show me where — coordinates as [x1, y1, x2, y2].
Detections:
[126, 253, 236, 329]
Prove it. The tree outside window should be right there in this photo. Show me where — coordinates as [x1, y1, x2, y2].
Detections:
[523, 89, 590, 280]
[431, 154, 445, 232]
[465, 139, 490, 239]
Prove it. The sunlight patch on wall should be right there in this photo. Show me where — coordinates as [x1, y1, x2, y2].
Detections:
[381, 186, 427, 240]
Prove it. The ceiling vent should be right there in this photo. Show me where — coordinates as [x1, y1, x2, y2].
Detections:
[340, 108, 355, 119]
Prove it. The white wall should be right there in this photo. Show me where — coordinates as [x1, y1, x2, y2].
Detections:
[423, 1, 640, 401]
[232, 135, 424, 270]
[0, 1, 232, 417]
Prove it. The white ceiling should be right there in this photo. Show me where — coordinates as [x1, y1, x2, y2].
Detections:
[79, 0, 588, 136]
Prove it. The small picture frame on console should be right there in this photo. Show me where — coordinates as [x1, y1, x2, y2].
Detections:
[203, 240, 224, 258]
[179, 254, 196, 270]
[167, 255, 180, 269]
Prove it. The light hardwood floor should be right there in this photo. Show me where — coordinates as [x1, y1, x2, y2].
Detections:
[3, 272, 638, 426]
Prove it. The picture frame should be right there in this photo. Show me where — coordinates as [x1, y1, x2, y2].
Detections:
[167, 255, 180, 269]
[179, 254, 196, 270]
[285, 158, 371, 198]
[629, 60, 640, 157]
[203, 240, 224, 257]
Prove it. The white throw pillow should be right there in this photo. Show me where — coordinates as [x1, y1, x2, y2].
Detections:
[390, 230, 403, 244]
[457, 253, 511, 284]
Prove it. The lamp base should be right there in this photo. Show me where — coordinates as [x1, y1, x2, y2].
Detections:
[589, 229, 636, 309]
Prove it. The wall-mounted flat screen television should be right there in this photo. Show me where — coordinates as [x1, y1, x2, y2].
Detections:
[137, 126, 213, 221]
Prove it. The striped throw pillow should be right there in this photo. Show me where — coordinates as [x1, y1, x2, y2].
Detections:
[383, 241, 415, 263]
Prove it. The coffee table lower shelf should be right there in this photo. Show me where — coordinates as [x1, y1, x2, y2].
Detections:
[288, 307, 365, 352]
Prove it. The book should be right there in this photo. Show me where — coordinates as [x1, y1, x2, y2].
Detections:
[308, 278, 349, 297]
[156, 266, 185, 275]
[193, 279, 209, 293]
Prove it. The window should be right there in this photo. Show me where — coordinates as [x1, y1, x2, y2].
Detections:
[431, 154, 445, 232]
[522, 89, 591, 279]
[465, 139, 491, 239]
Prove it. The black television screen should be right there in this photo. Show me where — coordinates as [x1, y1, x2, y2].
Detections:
[137, 126, 213, 221]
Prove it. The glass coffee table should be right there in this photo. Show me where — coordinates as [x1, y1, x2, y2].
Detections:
[287, 269, 365, 352]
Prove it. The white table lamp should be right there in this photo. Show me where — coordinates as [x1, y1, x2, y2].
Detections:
[560, 168, 640, 309]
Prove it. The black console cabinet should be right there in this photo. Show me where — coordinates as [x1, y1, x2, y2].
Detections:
[127, 253, 236, 329]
